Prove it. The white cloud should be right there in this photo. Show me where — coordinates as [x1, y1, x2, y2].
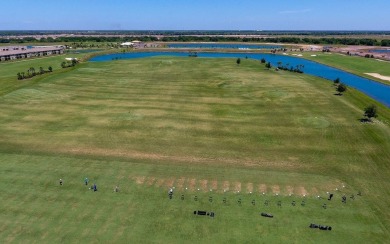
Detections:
[279, 9, 311, 14]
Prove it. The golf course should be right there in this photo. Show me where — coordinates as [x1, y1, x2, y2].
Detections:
[1, 51, 390, 243]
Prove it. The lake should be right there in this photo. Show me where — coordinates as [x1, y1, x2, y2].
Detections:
[168, 43, 281, 49]
[90, 52, 390, 108]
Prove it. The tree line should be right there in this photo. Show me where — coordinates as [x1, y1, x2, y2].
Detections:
[1, 36, 389, 46]
[17, 66, 52, 80]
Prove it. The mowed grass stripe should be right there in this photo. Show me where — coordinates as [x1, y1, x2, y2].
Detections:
[0, 56, 390, 242]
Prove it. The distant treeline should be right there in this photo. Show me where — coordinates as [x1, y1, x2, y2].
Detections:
[1, 30, 390, 36]
[1, 36, 389, 46]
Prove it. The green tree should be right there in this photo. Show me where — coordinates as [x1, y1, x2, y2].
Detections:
[71, 59, 78, 66]
[260, 58, 266, 64]
[39, 67, 45, 75]
[334, 77, 340, 85]
[61, 61, 67, 68]
[364, 105, 378, 121]
[48, 66, 53, 72]
[236, 58, 241, 65]
[336, 83, 347, 95]
[17, 72, 23, 80]
[265, 62, 272, 69]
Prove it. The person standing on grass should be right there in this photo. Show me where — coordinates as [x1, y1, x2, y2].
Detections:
[59, 179, 63, 185]
[84, 177, 89, 185]
[93, 183, 97, 192]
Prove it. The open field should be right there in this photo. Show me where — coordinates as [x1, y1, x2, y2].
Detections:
[1, 55, 390, 242]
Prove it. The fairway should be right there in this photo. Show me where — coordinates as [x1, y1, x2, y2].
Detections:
[1, 56, 390, 243]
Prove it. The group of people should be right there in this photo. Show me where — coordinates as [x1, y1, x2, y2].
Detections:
[59, 177, 119, 192]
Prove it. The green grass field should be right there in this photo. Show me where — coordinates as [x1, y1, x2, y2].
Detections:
[299, 52, 390, 84]
[1, 54, 390, 243]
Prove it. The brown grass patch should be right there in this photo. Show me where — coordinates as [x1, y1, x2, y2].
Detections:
[188, 178, 196, 191]
[258, 184, 267, 193]
[134, 176, 145, 185]
[199, 179, 208, 192]
[175, 177, 185, 190]
[146, 177, 156, 186]
[155, 178, 165, 187]
[222, 181, 230, 192]
[297, 186, 308, 196]
[286, 185, 294, 195]
[233, 182, 241, 192]
[271, 185, 280, 194]
[210, 180, 218, 191]
[165, 178, 175, 188]
[311, 187, 319, 196]
[246, 183, 254, 193]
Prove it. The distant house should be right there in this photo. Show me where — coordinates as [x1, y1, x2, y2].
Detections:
[120, 42, 134, 47]
[120, 40, 144, 49]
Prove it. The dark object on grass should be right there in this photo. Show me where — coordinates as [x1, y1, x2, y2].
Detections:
[357, 191, 362, 196]
[252, 199, 256, 205]
[319, 225, 332, 231]
[301, 201, 305, 206]
[181, 194, 184, 200]
[323, 203, 327, 209]
[59, 179, 63, 185]
[342, 195, 346, 203]
[291, 201, 296, 206]
[93, 184, 97, 192]
[350, 194, 355, 200]
[194, 210, 214, 217]
[238, 198, 241, 205]
[209, 196, 213, 202]
[310, 223, 332, 230]
[194, 196, 198, 201]
[328, 193, 333, 200]
[261, 212, 273, 218]
[223, 197, 227, 204]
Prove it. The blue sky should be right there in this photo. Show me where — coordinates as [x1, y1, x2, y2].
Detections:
[1, 0, 389, 30]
